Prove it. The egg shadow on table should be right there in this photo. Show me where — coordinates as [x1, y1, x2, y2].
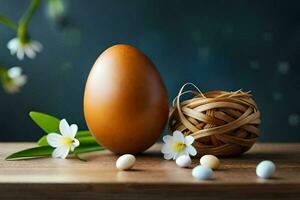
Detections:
[194, 177, 216, 182]
[213, 168, 228, 172]
[127, 168, 144, 172]
[256, 176, 283, 182]
[267, 176, 283, 180]
[138, 151, 162, 157]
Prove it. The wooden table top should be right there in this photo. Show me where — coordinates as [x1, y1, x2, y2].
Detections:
[0, 142, 299, 200]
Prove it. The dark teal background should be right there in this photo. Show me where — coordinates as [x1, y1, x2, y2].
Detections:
[0, 0, 299, 141]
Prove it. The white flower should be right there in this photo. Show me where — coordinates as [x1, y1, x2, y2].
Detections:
[46, 119, 80, 159]
[46, 0, 66, 21]
[2, 67, 27, 94]
[7, 37, 43, 60]
[161, 130, 197, 160]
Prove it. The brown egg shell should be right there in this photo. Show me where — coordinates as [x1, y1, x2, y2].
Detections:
[84, 44, 169, 154]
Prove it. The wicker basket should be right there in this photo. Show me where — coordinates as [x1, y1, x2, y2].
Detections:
[168, 83, 260, 157]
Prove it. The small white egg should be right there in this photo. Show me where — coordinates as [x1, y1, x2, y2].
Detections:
[256, 160, 276, 179]
[116, 154, 136, 170]
[176, 155, 192, 168]
[200, 155, 220, 170]
[192, 165, 213, 180]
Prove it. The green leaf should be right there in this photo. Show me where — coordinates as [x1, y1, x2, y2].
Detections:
[29, 111, 60, 134]
[5, 146, 53, 160]
[37, 130, 93, 146]
[6, 144, 104, 161]
[74, 145, 105, 154]
[74, 153, 87, 162]
[6, 111, 104, 161]
[76, 130, 91, 137]
[77, 136, 99, 145]
[37, 136, 48, 146]
[0, 15, 17, 30]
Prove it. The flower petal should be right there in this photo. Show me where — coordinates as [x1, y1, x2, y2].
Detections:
[47, 133, 62, 147]
[162, 135, 173, 143]
[7, 38, 18, 51]
[52, 146, 70, 159]
[59, 119, 72, 137]
[161, 144, 172, 154]
[8, 41, 19, 55]
[4, 83, 19, 94]
[16, 48, 24, 60]
[187, 145, 197, 156]
[163, 153, 173, 160]
[9, 48, 17, 55]
[30, 40, 43, 52]
[70, 124, 78, 138]
[73, 138, 80, 148]
[173, 130, 185, 142]
[174, 151, 189, 160]
[185, 136, 194, 145]
[70, 138, 79, 152]
[24, 46, 36, 59]
[13, 75, 27, 87]
[7, 67, 22, 78]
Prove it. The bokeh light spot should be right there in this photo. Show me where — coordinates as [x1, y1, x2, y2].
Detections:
[288, 114, 300, 126]
[61, 61, 73, 72]
[262, 32, 273, 41]
[273, 92, 283, 101]
[277, 62, 290, 74]
[63, 27, 82, 47]
[198, 47, 210, 59]
[250, 60, 260, 70]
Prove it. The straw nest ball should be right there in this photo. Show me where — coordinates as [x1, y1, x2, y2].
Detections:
[168, 83, 261, 157]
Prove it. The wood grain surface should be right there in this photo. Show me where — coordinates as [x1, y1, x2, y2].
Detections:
[0, 143, 299, 200]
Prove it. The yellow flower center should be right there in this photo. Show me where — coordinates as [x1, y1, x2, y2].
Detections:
[173, 142, 186, 152]
[59, 136, 74, 146]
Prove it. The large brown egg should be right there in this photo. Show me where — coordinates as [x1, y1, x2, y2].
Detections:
[84, 44, 169, 154]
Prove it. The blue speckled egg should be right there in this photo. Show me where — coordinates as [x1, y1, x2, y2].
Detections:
[192, 165, 213, 180]
[256, 160, 276, 179]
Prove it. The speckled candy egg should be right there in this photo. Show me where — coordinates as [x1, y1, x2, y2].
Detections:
[256, 160, 276, 179]
[84, 44, 169, 154]
[192, 165, 213, 180]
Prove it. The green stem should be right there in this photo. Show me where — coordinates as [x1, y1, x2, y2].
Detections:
[0, 65, 6, 71]
[0, 66, 7, 78]
[0, 66, 10, 92]
[18, 0, 41, 43]
[74, 153, 87, 162]
[0, 15, 17, 30]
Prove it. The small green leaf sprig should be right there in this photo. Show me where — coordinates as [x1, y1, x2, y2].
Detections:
[1, 0, 42, 60]
[0, 0, 43, 94]
[6, 111, 105, 161]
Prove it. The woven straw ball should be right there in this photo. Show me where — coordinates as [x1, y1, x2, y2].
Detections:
[168, 83, 261, 157]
